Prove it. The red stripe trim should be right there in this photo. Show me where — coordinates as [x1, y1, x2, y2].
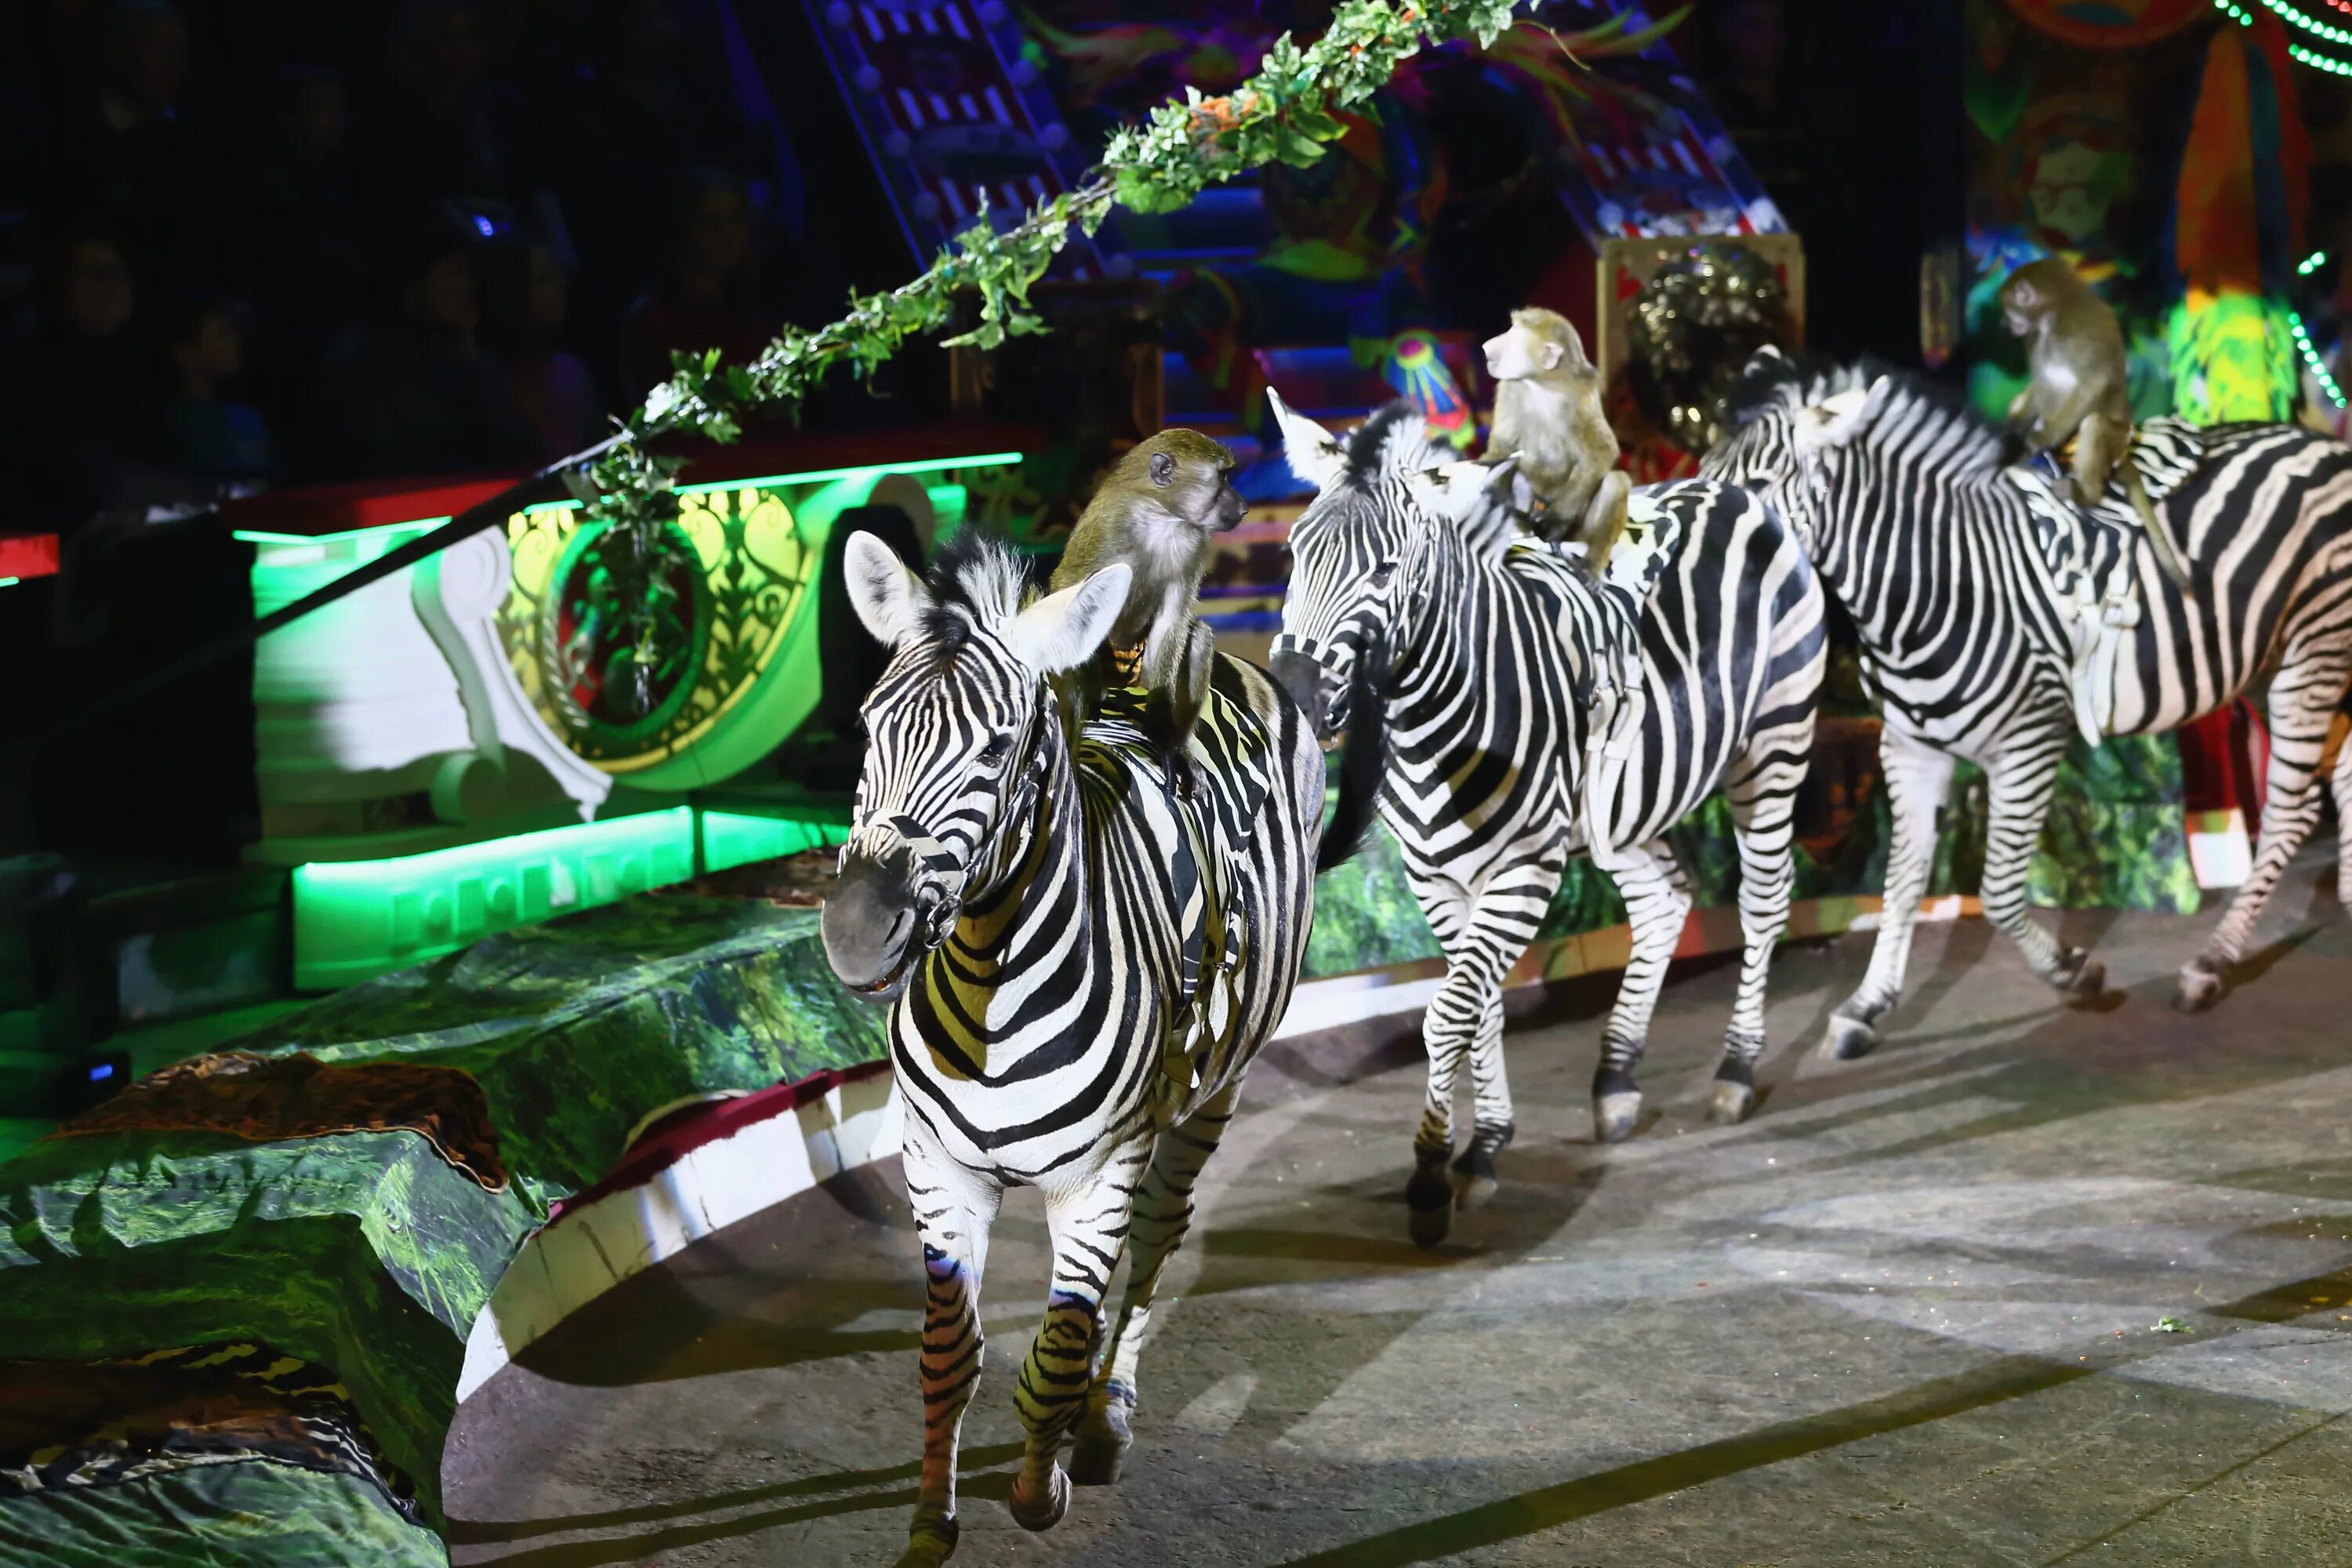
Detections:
[545, 1058, 892, 1224]
[0, 534, 61, 579]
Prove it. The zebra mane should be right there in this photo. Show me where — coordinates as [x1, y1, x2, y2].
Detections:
[1722, 348, 1869, 427]
[1727, 351, 2009, 481]
[917, 528, 1033, 652]
[1344, 400, 1438, 485]
[1863, 365, 2009, 480]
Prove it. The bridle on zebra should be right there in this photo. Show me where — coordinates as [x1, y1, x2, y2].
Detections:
[844, 695, 1056, 953]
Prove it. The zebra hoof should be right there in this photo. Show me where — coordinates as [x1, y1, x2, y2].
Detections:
[2053, 949, 2105, 1000]
[1008, 1465, 1071, 1533]
[1068, 1430, 1130, 1487]
[1593, 1091, 1642, 1145]
[1449, 1129, 1507, 1211]
[1708, 1080, 1757, 1126]
[1820, 1013, 1878, 1062]
[1451, 1169, 1500, 1210]
[1069, 1390, 1134, 1486]
[895, 1512, 959, 1567]
[1406, 1161, 1454, 1248]
[2173, 960, 2226, 1013]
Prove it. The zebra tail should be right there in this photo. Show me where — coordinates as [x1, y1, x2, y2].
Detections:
[2122, 459, 2195, 596]
[1316, 644, 1388, 873]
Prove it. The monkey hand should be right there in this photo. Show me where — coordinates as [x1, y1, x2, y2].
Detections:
[1158, 740, 1208, 803]
[1107, 643, 1146, 689]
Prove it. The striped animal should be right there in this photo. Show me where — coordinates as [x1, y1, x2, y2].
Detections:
[1267, 394, 1826, 1246]
[1702, 350, 2352, 1046]
[822, 531, 1323, 1568]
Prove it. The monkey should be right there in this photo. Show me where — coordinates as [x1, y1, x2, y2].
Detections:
[1998, 256, 2194, 593]
[1483, 306, 1632, 573]
[1048, 428, 1247, 789]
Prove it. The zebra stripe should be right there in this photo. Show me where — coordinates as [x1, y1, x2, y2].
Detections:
[1703, 352, 2352, 1038]
[1269, 400, 1825, 1244]
[829, 533, 1323, 1562]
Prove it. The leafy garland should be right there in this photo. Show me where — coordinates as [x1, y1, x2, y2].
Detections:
[574, 0, 1655, 709]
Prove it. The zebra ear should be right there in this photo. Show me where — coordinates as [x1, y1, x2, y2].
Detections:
[1484, 454, 1534, 515]
[844, 531, 931, 648]
[1268, 388, 1346, 491]
[1795, 376, 1892, 456]
[1403, 461, 1474, 525]
[1005, 562, 1132, 675]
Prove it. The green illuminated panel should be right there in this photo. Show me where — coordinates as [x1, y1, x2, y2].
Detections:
[700, 811, 849, 875]
[292, 808, 696, 989]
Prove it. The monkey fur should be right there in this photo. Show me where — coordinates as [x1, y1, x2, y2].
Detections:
[1999, 257, 2193, 593]
[1049, 428, 1247, 785]
[1484, 307, 1631, 572]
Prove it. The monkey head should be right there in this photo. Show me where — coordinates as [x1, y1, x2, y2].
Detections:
[1117, 427, 1247, 535]
[1483, 307, 1595, 384]
[1998, 258, 2072, 340]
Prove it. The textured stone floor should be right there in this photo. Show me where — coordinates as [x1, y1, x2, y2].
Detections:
[447, 861, 2352, 1567]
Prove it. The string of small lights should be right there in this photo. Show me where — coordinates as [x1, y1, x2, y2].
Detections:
[2218, 0, 2352, 72]
[2299, 250, 2332, 277]
[2288, 310, 2350, 408]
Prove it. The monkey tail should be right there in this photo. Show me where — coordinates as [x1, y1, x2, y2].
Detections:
[2122, 458, 2194, 597]
[1315, 641, 1389, 875]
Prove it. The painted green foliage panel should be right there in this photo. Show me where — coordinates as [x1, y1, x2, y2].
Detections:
[1304, 826, 1442, 978]
[231, 897, 891, 1205]
[2, 1461, 444, 1568]
[1943, 736, 2198, 914]
[0, 895, 893, 1527]
[0, 1208, 484, 1515]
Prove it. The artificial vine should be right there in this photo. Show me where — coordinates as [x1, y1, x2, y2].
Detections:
[575, 0, 1667, 710]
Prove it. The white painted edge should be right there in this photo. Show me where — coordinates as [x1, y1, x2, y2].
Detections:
[2188, 810, 2252, 891]
[457, 1073, 904, 1402]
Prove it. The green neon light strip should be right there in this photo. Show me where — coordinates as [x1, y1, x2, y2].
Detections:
[0, 578, 19, 590]
[233, 521, 446, 547]
[292, 808, 698, 989]
[701, 810, 850, 875]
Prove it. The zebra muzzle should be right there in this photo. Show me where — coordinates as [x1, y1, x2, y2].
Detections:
[1269, 648, 1345, 740]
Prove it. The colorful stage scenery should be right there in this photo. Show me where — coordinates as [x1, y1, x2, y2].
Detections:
[3, 1, 2350, 1564]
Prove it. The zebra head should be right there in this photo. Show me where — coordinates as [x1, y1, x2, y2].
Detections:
[823, 531, 1130, 1002]
[1266, 392, 1439, 739]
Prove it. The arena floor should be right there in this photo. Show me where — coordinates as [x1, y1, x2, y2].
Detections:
[445, 857, 2352, 1567]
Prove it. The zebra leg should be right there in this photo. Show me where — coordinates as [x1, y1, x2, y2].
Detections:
[1827, 727, 1955, 1060]
[1450, 983, 1514, 1212]
[1007, 1142, 1149, 1532]
[1408, 860, 1555, 1246]
[2335, 720, 2352, 916]
[2178, 657, 2352, 1010]
[898, 1128, 1005, 1568]
[1071, 1079, 1243, 1487]
[1713, 731, 1808, 1124]
[1595, 839, 1690, 1143]
[1980, 738, 2105, 999]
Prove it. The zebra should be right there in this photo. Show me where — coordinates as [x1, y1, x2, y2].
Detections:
[1266, 394, 1826, 1247]
[822, 530, 1324, 1568]
[1701, 349, 2352, 1048]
